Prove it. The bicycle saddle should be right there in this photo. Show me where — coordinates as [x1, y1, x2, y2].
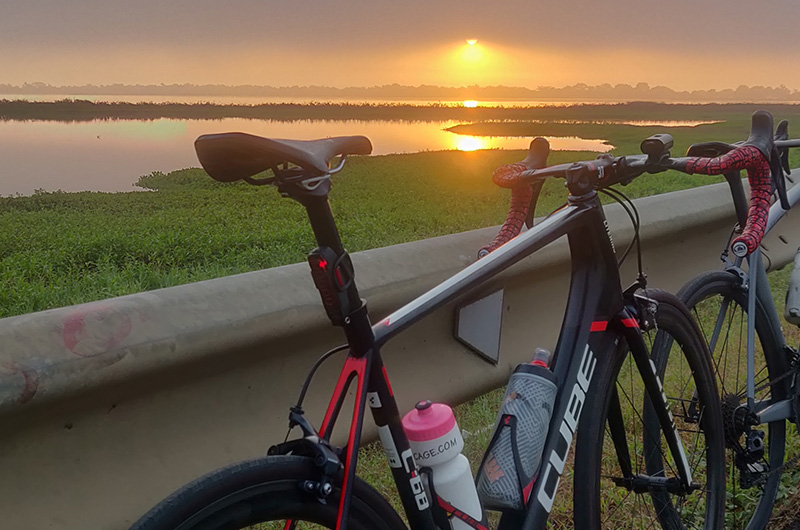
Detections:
[195, 133, 373, 182]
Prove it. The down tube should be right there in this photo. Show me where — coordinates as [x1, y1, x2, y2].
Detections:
[365, 348, 440, 530]
[372, 203, 588, 347]
[520, 203, 625, 529]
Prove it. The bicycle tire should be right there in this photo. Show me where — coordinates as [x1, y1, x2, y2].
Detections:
[678, 270, 787, 530]
[129, 455, 409, 530]
[574, 288, 725, 529]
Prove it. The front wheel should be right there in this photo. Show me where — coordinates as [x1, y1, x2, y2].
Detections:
[129, 456, 408, 530]
[574, 289, 725, 529]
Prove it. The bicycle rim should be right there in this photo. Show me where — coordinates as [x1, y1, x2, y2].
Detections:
[680, 271, 787, 530]
[129, 456, 408, 530]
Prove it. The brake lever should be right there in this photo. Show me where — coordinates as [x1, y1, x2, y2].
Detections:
[773, 119, 791, 210]
[776, 119, 791, 175]
[524, 179, 545, 229]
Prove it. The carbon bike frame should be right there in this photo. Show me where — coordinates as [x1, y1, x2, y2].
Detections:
[289, 182, 697, 530]
[706, 169, 800, 423]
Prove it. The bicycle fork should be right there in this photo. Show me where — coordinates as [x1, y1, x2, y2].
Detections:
[612, 310, 697, 495]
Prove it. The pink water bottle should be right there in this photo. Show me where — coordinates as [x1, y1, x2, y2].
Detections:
[402, 400, 483, 530]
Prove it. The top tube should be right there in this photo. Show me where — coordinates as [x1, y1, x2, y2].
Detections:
[372, 202, 584, 347]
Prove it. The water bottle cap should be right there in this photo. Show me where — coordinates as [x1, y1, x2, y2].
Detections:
[415, 400, 433, 413]
[401, 401, 456, 442]
[531, 347, 551, 368]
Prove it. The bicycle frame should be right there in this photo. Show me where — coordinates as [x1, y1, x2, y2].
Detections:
[709, 169, 800, 423]
[286, 185, 698, 530]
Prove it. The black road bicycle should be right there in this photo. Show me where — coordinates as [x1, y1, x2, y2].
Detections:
[663, 110, 800, 529]
[130, 130, 727, 529]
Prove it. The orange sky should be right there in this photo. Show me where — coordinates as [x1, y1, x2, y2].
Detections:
[3, 0, 800, 91]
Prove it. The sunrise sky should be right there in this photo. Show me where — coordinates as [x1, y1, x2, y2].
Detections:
[3, 0, 800, 91]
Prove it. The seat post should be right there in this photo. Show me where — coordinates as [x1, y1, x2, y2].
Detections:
[298, 190, 375, 355]
[304, 194, 348, 256]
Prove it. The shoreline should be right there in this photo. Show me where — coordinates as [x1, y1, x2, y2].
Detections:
[2, 99, 800, 122]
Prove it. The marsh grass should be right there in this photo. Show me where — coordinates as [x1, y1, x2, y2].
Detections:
[2, 100, 800, 125]
[6, 104, 798, 319]
[0, 144, 730, 319]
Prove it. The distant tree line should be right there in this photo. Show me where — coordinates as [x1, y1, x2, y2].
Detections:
[1, 100, 798, 123]
[2, 82, 800, 102]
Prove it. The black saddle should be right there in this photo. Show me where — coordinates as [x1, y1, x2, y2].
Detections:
[195, 133, 373, 183]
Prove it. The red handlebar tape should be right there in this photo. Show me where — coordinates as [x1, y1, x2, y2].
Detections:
[479, 182, 532, 256]
[684, 145, 771, 256]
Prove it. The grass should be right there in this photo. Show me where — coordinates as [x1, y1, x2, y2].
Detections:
[4, 103, 799, 320]
[0, 141, 737, 319]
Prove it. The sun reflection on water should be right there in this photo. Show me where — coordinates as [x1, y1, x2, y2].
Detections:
[447, 131, 612, 153]
[452, 135, 489, 151]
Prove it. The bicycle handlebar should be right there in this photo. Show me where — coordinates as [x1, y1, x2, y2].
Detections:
[477, 152, 648, 256]
[666, 147, 772, 257]
[481, 110, 798, 259]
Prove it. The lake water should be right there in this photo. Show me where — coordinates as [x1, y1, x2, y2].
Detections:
[0, 117, 613, 196]
[0, 92, 725, 196]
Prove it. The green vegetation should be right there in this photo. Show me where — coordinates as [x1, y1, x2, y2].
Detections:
[3, 103, 799, 321]
[4, 102, 800, 319]
[0, 144, 732, 319]
[1, 99, 799, 124]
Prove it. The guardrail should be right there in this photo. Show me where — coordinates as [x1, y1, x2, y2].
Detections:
[1, 179, 799, 529]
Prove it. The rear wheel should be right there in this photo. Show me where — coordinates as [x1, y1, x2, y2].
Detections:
[679, 271, 787, 530]
[574, 289, 725, 529]
[129, 456, 408, 530]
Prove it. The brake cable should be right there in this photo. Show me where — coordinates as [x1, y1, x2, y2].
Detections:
[599, 187, 643, 276]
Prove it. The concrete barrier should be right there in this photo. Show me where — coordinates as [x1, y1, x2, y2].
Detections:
[1, 179, 800, 529]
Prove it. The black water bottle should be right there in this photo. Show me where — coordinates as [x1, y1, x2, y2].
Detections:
[476, 348, 558, 511]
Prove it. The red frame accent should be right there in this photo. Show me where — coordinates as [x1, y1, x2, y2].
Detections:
[522, 478, 535, 504]
[621, 318, 639, 328]
[382, 365, 394, 396]
[436, 496, 490, 530]
[317, 355, 369, 530]
[590, 320, 608, 332]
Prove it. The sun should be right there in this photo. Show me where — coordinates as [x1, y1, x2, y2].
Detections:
[461, 40, 485, 63]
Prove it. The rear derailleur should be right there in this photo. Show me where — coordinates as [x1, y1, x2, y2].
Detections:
[722, 393, 767, 488]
